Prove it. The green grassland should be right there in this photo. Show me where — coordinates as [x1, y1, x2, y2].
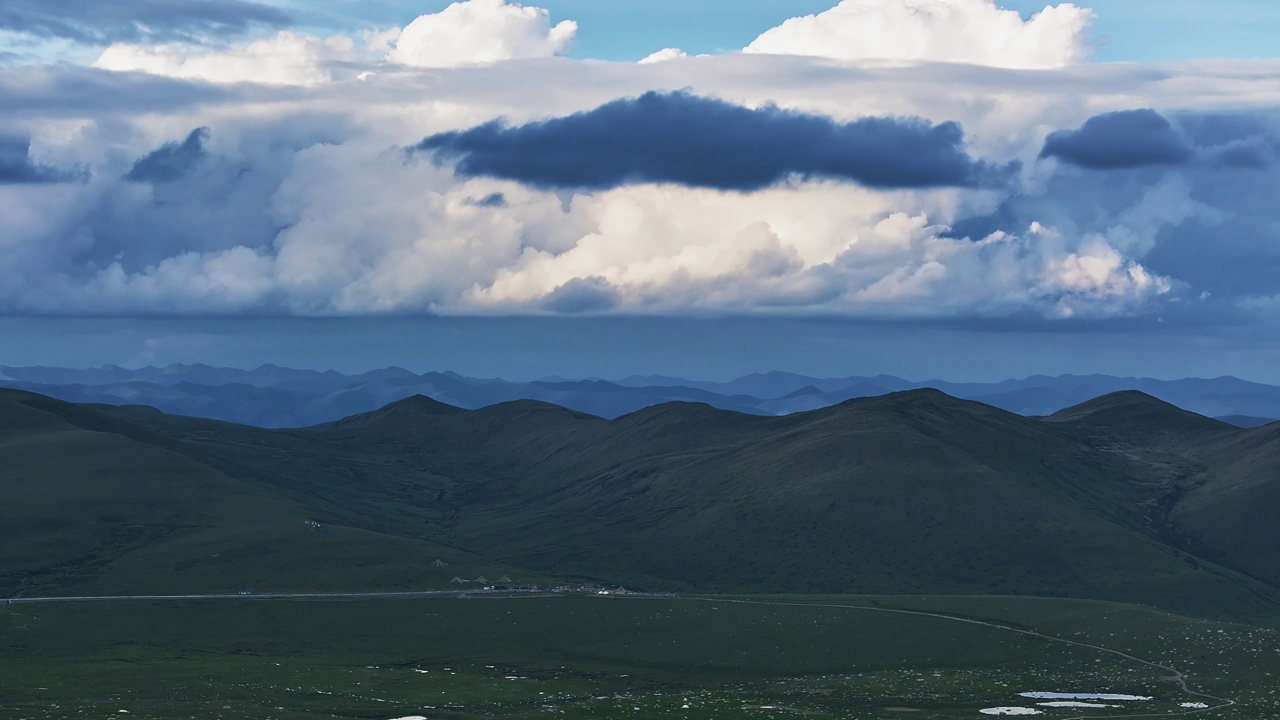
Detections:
[6, 388, 1280, 718]
[5, 594, 1277, 720]
[6, 388, 1280, 624]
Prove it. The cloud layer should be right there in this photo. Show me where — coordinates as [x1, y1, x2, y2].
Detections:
[744, 0, 1093, 68]
[417, 91, 1016, 191]
[93, 31, 349, 86]
[0, 0, 291, 44]
[1, 0, 1279, 328]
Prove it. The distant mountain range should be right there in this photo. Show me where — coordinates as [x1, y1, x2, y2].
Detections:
[4, 385, 1280, 626]
[1, 363, 1278, 429]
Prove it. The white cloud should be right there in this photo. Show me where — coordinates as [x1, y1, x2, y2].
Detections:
[2, 156, 1170, 319]
[87, 0, 580, 85]
[388, 0, 577, 68]
[93, 31, 348, 86]
[744, 0, 1094, 69]
[639, 48, 688, 64]
[6, 46, 1280, 321]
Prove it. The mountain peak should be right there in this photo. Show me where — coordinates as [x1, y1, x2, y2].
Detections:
[1051, 390, 1192, 419]
[322, 394, 465, 429]
[870, 387, 962, 405]
[380, 394, 462, 416]
[1046, 390, 1233, 442]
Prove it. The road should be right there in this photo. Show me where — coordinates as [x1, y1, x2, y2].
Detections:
[3, 589, 467, 605]
[3, 589, 1238, 717]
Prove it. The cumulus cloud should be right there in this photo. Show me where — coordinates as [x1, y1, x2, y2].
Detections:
[1040, 109, 1193, 169]
[1175, 112, 1278, 169]
[125, 127, 210, 183]
[387, 0, 577, 68]
[416, 91, 1017, 191]
[93, 31, 349, 86]
[0, 0, 291, 44]
[0, 135, 80, 184]
[86, 0, 576, 85]
[5, 42, 1280, 324]
[639, 48, 688, 64]
[0, 129, 1172, 320]
[541, 276, 621, 313]
[1040, 109, 1280, 171]
[744, 0, 1093, 69]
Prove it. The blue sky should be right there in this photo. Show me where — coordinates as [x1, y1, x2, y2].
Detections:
[3, 0, 1280, 379]
[279, 0, 1280, 63]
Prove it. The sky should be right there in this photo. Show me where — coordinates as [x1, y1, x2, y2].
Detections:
[273, 0, 1280, 63]
[2, 0, 1280, 380]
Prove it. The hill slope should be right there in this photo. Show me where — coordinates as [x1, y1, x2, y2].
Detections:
[0, 390, 535, 597]
[3, 387, 1279, 623]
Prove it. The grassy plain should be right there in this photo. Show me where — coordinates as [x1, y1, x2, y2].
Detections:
[3, 594, 1277, 720]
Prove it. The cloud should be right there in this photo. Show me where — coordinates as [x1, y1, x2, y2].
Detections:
[93, 31, 350, 86]
[639, 48, 688, 64]
[0, 0, 291, 44]
[416, 91, 1017, 191]
[541, 277, 620, 313]
[0, 65, 231, 117]
[1174, 112, 1278, 169]
[87, 0, 576, 85]
[125, 127, 210, 183]
[467, 192, 508, 208]
[744, 0, 1093, 69]
[387, 0, 577, 68]
[1040, 109, 1194, 170]
[5, 43, 1280, 325]
[0, 135, 78, 184]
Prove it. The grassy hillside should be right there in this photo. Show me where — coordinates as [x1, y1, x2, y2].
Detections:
[436, 391, 1279, 621]
[0, 391, 539, 597]
[3, 387, 1280, 625]
[1047, 391, 1280, 592]
[1172, 422, 1280, 587]
[7, 594, 1277, 720]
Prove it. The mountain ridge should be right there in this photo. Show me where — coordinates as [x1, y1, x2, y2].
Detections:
[5, 385, 1280, 626]
[7, 364, 1280, 429]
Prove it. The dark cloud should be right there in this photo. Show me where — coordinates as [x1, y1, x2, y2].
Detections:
[415, 91, 1016, 191]
[126, 127, 210, 183]
[0, 135, 79, 184]
[541, 277, 620, 314]
[0, 0, 291, 44]
[1174, 112, 1278, 170]
[1040, 109, 1194, 170]
[950, 109, 1280, 308]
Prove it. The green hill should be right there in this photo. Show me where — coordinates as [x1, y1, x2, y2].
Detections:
[0, 391, 535, 596]
[3, 387, 1280, 624]
[1171, 422, 1280, 587]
